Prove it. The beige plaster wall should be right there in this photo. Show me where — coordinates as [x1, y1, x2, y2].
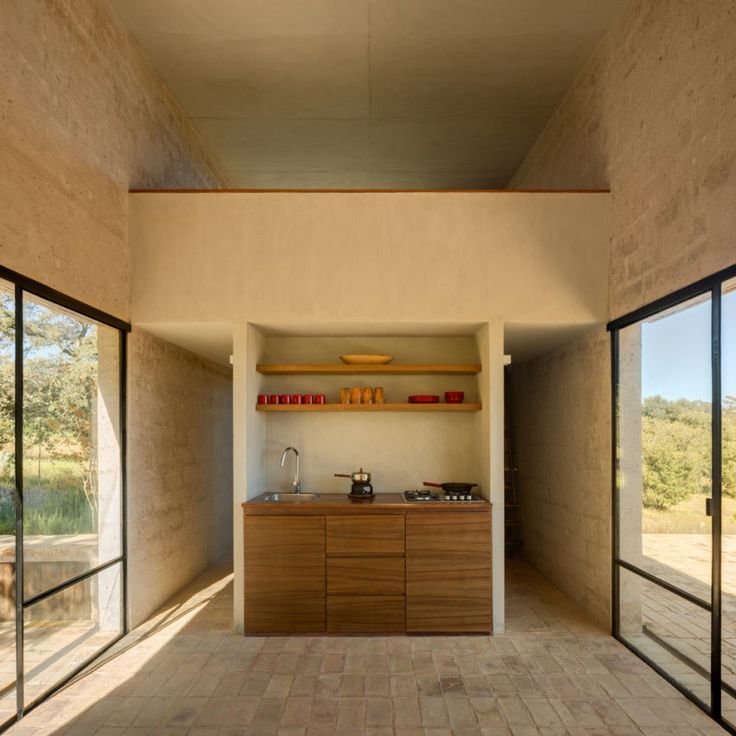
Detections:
[128, 330, 232, 626]
[128, 191, 611, 328]
[509, 0, 736, 627]
[0, 0, 231, 624]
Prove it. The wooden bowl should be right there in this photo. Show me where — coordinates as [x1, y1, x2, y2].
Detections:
[340, 354, 393, 365]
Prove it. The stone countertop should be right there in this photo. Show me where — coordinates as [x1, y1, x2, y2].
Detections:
[243, 492, 491, 515]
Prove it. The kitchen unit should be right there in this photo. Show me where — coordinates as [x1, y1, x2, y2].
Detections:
[236, 328, 505, 634]
[243, 493, 492, 635]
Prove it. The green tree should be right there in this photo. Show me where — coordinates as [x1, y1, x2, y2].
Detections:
[641, 395, 711, 510]
[0, 295, 99, 534]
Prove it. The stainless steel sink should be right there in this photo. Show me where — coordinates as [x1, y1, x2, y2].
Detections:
[262, 492, 320, 502]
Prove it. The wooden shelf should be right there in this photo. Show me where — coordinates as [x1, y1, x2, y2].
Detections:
[256, 363, 481, 375]
[256, 402, 482, 413]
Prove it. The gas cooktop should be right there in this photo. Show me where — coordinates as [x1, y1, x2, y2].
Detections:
[403, 489, 484, 503]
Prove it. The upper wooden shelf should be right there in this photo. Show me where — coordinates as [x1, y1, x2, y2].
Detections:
[256, 363, 482, 375]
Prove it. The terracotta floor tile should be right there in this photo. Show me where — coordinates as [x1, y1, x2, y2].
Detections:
[2, 559, 730, 736]
[365, 696, 393, 726]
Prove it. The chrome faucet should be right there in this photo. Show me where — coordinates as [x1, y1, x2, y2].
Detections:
[280, 446, 301, 493]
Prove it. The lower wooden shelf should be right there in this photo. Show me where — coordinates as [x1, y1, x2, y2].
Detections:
[256, 402, 481, 412]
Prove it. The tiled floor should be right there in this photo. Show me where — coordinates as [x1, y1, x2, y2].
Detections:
[621, 534, 736, 726]
[3, 558, 728, 735]
[0, 621, 118, 723]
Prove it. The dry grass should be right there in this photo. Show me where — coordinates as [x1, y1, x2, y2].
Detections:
[643, 492, 736, 534]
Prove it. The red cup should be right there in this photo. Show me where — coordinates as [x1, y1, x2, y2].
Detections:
[257, 394, 268, 405]
[302, 394, 314, 404]
[280, 394, 291, 404]
[268, 394, 280, 404]
[315, 394, 326, 405]
[444, 391, 464, 404]
[291, 394, 303, 404]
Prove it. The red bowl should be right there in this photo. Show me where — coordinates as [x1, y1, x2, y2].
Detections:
[445, 391, 465, 404]
[408, 395, 440, 403]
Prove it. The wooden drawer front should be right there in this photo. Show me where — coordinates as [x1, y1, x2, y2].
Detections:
[326, 515, 405, 557]
[244, 516, 325, 634]
[406, 512, 491, 633]
[327, 557, 405, 596]
[327, 595, 405, 633]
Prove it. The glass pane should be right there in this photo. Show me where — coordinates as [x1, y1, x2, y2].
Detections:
[0, 280, 15, 725]
[619, 566, 711, 706]
[23, 563, 121, 706]
[22, 296, 121, 600]
[722, 277, 736, 724]
[618, 293, 713, 602]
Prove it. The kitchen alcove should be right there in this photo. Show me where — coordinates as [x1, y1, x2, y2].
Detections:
[245, 331, 485, 489]
[234, 322, 506, 634]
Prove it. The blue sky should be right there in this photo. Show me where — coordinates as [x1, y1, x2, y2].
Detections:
[641, 289, 736, 402]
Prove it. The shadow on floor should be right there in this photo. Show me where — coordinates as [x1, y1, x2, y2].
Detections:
[5, 558, 726, 736]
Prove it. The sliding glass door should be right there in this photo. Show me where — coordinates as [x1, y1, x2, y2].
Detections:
[611, 265, 736, 731]
[722, 277, 736, 727]
[0, 268, 128, 730]
[0, 280, 17, 726]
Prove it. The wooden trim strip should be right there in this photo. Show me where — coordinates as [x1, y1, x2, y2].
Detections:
[256, 363, 481, 375]
[129, 188, 611, 195]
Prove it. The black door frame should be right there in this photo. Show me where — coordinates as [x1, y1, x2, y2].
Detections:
[0, 265, 131, 731]
[608, 262, 736, 731]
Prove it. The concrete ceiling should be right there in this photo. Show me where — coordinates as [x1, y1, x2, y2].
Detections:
[108, 0, 628, 189]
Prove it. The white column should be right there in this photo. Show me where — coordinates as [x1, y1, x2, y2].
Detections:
[618, 324, 644, 632]
[95, 326, 122, 633]
[232, 324, 248, 633]
[233, 323, 266, 632]
[475, 321, 505, 633]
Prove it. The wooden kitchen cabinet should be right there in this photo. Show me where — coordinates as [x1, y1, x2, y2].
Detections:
[244, 516, 325, 634]
[326, 515, 404, 556]
[327, 595, 405, 633]
[243, 500, 492, 635]
[406, 511, 492, 633]
[327, 557, 405, 595]
[326, 514, 405, 633]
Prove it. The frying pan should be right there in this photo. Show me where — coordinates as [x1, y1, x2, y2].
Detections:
[423, 481, 477, 494]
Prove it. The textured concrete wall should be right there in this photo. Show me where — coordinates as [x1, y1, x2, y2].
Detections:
[509, 0, 736, 627]
[0, 0, 231, 624]
[0, 0, 225, 318]
[512, 0, 736, 317]
[128, 330, 232, 626]
[511, 330, 611, 629]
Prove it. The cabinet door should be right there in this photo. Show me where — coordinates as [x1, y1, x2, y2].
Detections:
[244, 516, 325, 634]
[326, 515, 404, 556]
[327, 595, 405, 634]
[406, 512, 491, 633]
[327, 557, 405, 595]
